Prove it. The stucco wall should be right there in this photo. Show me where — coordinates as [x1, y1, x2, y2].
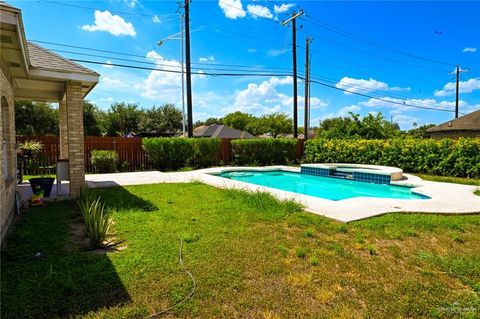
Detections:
[0, 63, 16, 245]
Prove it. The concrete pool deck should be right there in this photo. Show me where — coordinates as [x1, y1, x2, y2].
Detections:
[81, 166, 480, 222]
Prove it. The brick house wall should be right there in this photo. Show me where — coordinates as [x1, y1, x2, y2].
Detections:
[0, 60, 17, 245]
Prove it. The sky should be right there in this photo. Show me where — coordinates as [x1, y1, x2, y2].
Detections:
[11, 0, 480, 129]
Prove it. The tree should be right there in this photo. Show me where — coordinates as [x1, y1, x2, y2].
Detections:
[406, 124, 435, 138]
[222, 111, 255, 131]
[139, 104, 182, 134]
[259, 113, 293, 138]
[83, 101, 104, 136]
[318, 112, 400, 139]
[104, 102, 142, 136]
[15, 101, 58, 135]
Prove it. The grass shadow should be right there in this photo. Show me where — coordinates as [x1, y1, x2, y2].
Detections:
[0, 201, 131, 319]
[87, 183, 158, 212]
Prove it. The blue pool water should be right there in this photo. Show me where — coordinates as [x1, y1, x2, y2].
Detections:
[215, 170, 427, 201]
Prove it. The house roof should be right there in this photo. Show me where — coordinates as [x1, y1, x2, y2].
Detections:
[426, 110, 480, 132]
[193, 124, 253, 139]
[27, 41, 99, 75]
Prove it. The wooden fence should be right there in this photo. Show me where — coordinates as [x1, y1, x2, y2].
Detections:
[16, 136, 304, 173]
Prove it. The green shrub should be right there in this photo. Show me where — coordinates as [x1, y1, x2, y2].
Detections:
[76, 189, 112, 248]
[142, 137, 191, 170]
[232, 138, 298, 165]
[143, 137, 221, 170]
[90, 150, 119, 173]
[304, 138, 480, 178]
[188, 138, 221, 168]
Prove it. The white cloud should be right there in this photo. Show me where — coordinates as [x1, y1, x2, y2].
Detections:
[462, 47, 477, 53]
[199, 55, 215, 62]
[336, 77, 387, 94]
[141, 51, 183, 100]
[267, 48, 288, 57]
[140, 51, 206, 101]
[434, 77, 480, 97]
[389, 86, 411, 92]
[218, 0, 246, 19]
[81, 10, 136, 37]
[274, 3, 295, 14]
[336, 77, 410, 94]
[101, 76, 129, 88]
[247, 4, 273, 19]
[102, 60, 114, 68]
[125, 0, 139, 8]
[152, 15, 161, 23]
[230, 76, 328, 115]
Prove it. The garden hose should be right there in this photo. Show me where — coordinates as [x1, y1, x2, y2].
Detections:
[147, 236, 196, 318]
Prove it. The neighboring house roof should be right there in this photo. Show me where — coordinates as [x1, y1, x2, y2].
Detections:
[27, 42, 99, 75]
[426, 110, 480, 132]
[193, 124, 253, 139]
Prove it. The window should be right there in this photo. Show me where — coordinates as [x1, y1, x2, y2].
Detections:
[1, 96, 12, 183]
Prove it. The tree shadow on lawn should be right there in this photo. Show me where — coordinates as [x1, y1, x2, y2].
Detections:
[0, 201, 131, 319]
[88, 183, 158, 212]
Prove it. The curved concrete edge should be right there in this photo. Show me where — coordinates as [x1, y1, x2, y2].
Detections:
[193, 166, 480, 222]
[84, 167, 480, 222]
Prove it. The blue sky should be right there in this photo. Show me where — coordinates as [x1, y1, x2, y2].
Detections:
[12, 0, 480, 129]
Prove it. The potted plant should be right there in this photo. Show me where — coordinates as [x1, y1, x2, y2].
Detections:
[19, 140, 55, 197]
[29, 175, 55, 197]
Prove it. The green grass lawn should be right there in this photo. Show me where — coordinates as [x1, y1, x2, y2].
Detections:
[414, 174, 480, 186]
[2, 183, 479, 318]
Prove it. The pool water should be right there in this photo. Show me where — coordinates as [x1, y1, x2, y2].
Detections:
[215, 170, 427, 201]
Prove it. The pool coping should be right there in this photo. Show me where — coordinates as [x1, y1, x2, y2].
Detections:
[83, 167, 479, 222]
[192, 166, 480, 222]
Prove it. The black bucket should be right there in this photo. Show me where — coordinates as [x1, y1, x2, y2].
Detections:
[29, 177, 55, 197]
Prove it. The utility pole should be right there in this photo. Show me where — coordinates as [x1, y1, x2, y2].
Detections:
[184, 0, 193, 137]
[282, 10, 303, 138]
[304, 37, 310, 141]
[449, 65, 468, 119]
[180, 14, 186, 137]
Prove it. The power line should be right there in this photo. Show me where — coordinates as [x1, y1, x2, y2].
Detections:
[51, 48, 294, 73]
[302, 14, 454, 67]
[67, 57, 460, 114]
[31, 40, 293, 71]
[69, 58, 293, 77]
[41, 0, 175, 19]
[298, 29, 449, 73]
[309, 78, 463, 114]
[45, 44, 454, 112]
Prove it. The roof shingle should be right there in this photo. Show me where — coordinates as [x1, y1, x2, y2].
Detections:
[27, 41, 98, 75]
[426, 110, 480, 132]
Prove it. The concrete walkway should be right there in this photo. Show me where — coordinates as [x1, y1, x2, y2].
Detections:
[19, 168, 480, 222]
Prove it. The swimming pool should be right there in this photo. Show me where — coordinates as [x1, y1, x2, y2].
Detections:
[214, 170, 428, 201]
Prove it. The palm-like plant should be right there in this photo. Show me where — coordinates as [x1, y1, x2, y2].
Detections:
[76, 189, 112, 248]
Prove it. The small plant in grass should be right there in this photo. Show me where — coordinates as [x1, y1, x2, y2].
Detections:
[355, 233, 365, 244]
[310, 256, 319, 266]
[76, 188, 113, 248]
[453, 236, 464, 244]
[367, 244, 378, 255]
[90, 150, 119, 173]
[336, 225, 348, 233]
[296, 247, 307, 258]
[304, 228, 314, 238]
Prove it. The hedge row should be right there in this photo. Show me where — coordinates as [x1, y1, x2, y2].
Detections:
[142, 137, 221, 170]
[232, 138, 297, 166]
[304, 138, 480, 178]
[91, 150, 119, 173]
